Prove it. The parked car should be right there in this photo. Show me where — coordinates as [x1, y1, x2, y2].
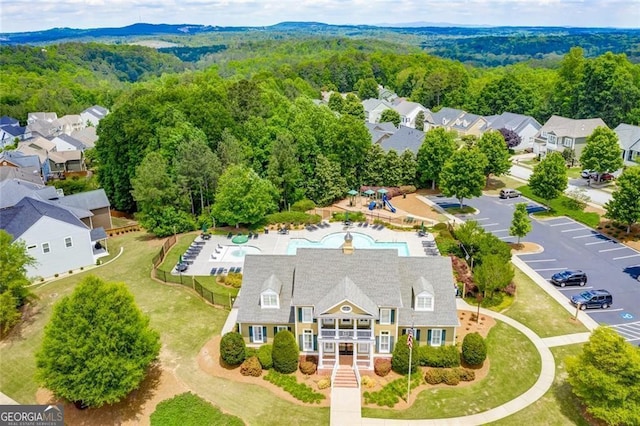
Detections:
[570, 289, 613, 310]
[176, 262, 189, 273]
[581, 169, 596, 178]
[589, 172, 614, 182]
[550, 270, 588, 287]
[499, 188, 521, 199]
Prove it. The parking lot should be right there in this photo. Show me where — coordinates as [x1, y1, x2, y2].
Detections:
[431, 194, 640, 342]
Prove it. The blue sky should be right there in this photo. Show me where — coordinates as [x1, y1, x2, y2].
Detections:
[1, 0, 639, 33]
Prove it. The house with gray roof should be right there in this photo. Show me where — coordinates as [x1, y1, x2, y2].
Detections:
[0, 197, 101, 279]
[533, 115, 608, 158]
[81, 105, 109, 127]
[614, 123, 640, 166]
[71, 127, 98, 149]
[50, 134, 86, 152]
[426, 108, 487, 137]
[235, 236, 459, 371]
[484, 112, 542, 151]
[365, 122, 396, 145]
[0, 116, 31, 148]
[52, 115, 84, 135]
[54, 189, 112, 230]
[392, 100, 429, 129]
[377, 86, 398, 103]
[380, 126, 424, 155]
[362, 98, 394, 124]
[0, 151, 42, 180]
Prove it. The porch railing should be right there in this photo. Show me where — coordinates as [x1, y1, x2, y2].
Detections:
[320, 329, 373, 339]
[331, 364, 339, 390]
[353, 366, 361, 387]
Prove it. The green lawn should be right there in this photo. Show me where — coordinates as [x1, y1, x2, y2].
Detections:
[517, 185, 601, 228]
[483, 175, 528, 196]
[489, 344, 589, 426]
[0, 231, 328, 425]
[362, 321, 541, 419]
[501, 268, 588, 338]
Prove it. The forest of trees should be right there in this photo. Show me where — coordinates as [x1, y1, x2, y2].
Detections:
[2, 36, 640, 234]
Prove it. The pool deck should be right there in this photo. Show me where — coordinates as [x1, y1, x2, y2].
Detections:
[175, 222, 433, 277]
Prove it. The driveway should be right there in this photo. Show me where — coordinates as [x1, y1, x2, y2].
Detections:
[430, 193, 640, 342]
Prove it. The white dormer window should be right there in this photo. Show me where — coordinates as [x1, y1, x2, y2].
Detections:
[261, 291, 279, 309]
[415, 292, 434, 311]
[547, 134, 557, 144]
[563, 137, 573, 147]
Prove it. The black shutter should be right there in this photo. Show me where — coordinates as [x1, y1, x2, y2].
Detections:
[248, 326, 253, 343]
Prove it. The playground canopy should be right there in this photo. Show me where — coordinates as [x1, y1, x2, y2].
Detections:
[377, 188, 389, 194]
[363, 189, 375, 196]
[347, 189, 358, 196]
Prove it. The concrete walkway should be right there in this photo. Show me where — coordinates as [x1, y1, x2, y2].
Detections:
[331, 387, 363, 425]
[0, 392, 19, 405]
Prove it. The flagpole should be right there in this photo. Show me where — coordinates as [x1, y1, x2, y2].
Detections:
[407, 327, 413, 402]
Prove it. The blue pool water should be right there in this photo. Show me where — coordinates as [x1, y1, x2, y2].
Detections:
[287, 232, 409, 256]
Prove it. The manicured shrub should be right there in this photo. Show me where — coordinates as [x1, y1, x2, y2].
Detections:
[240, 356, 262, 377]
[374, 358, 391, 377]
[263, 370, 325, 403]
[272, 330, 299, 374]
[455, 367, 476, 382]
[317, 377, 331, 390]
[220, 332, 246, 366]
[150, 392, 244, 426]
[399, 185, 417, 194]
[257, 344, 272, 370]
[391, 334, 420, 374]
[299, 361, 317, 375]
[245, 347, 257, 359]
[442, 369, 460, 385]
[361, 375, 377, 388]
[419, 345, 460, 368]
[461, 332, 487, 366]
[424, 368, 445, 385]
[222, 272, 242, 288]
[291, 199, 316, 212]
[266, 211, 320, 226]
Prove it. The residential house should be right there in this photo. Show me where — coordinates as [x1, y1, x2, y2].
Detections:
[50, 134, 86, 152]
[16, 137, 55, 180]
[53, 115, 85, 135]
[27, 112, 58, 125]
[0, 179, 58, 209]
[0, 116, 31, 148]
[80, 105, 109, 127]
[54, 189, 113, 230]
[362, 99, 394, 124]
[533, 115, 607, 158]
[484, 112, 542, 151]
[380, 126, 425, 155]
[71, 127, 98, 149]
[235, 236, 459, 371]
[424, 107, 487, 137]
[614, 123, 640, 166]
[378, 86, 398, 103]
[0, 151, 42, 180]
[27, 112, 58, 138]
[392, 100, 430, 129]
[0, 197, 104, 279]
[365, 122, 396, 145]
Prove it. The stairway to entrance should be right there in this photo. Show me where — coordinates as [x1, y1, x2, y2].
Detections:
[333, 365, 358, 388]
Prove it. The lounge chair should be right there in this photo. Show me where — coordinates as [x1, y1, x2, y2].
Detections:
[227, 232, 233, 239]
[210, 268, 218, 275]
[253, 233, 258, 239]
[217, 244, 223, 249]
[236, 267, 242, 274]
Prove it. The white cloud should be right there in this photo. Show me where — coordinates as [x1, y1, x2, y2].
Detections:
[1, 0, 639, 33]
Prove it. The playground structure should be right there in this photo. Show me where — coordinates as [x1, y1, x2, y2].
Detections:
[366, 190, 396, 213]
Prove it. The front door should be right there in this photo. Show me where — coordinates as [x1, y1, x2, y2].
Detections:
[339, 343, 353, 355]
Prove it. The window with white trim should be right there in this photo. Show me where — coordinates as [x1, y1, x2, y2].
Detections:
[261, 291, 279, 308]
[303, 329, 314, 351]
[415, 293, 434, 311]
[340, 318, 352, 325]
[301, 307, 313, 323]
[430, 329, 443, 346]
[563, 137, 573, 147]
[276, 325, 289, 333]
[380, 308, 391, 325]
[324, 342, 335, 352]
[379, 331, 390, 353]
[547, 134, 557, 144]
[42, 242, 50, 254]
[358, 319, 370, 326]
[64, 236, 73, 248]
[358, 343, 369, 353]
[252, 325, 264, 343]
[322, 318, 335, 326]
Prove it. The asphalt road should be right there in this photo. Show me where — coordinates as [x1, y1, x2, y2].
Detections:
[430, 193, 640, 342]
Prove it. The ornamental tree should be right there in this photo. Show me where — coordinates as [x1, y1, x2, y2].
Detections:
[0, 230, 35, 334]
[579, 126, 623, 175]
[212, 164, 278, 228]
[566, 327, 640, 425]
[439, 147, 488, 208]
[509, 203, 532, 244]
[272, 330, 299, 374]
[528, 151, 568, 207]
[416, 127, 457, 189]
[605, 166, 640, 233]
[380, 109, 401, 127]
[499, 128, 521, 149]
[391, 333, 420, 375]
[461, 333, 487, 366]
[36, 276, 160, 408]
[220, 332, 246, 366]
[473, 254, 514, 298]
[477, 130, 512, 182]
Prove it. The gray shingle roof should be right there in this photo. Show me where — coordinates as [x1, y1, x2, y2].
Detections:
[82, 105, 108, 118]
[53, 134, 86, 150]
[90, 227, 107, 241]
[0, 151, 40, 170]
[0, 179, 57, 209]
[261, 274, 283, 293]
[56, 189, 110, 210]
[0, 196, 87, 241]
[0, 116, 19, 126]
[485, 112, 541, 134]
[538, 115, 608, 138]
[426, 107, 465, 125]
[235, 247, 458, 328]
[380, 126, 424, 154]
[614, 123, 640, 151]
[365, 122, 396, 144]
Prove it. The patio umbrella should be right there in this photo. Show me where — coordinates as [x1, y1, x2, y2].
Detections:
[421, 221, 425, 232]
[179, 254, 183, 263]
[202, 223, 208, 233]
[231, 234, 250, 257]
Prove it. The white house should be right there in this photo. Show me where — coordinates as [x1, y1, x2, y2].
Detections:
[81, 105, 109, 127]
[362, 99, 394, 124]
[614, 123, 640, 166]
[50, 134, 86, 152]
[392, 100, 429, 129]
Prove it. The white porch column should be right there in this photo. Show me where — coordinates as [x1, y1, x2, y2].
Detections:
[319, 341, 324, 369]
[334, 319, 338, 339]
[353, 319, 357, 340]
[369, 342, 374, 369]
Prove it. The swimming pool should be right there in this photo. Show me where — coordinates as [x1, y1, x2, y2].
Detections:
[214, 245, 262, 262]
[287, 232, 410, 256]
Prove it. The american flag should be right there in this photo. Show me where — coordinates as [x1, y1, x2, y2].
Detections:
[407, 329, 413, 349]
